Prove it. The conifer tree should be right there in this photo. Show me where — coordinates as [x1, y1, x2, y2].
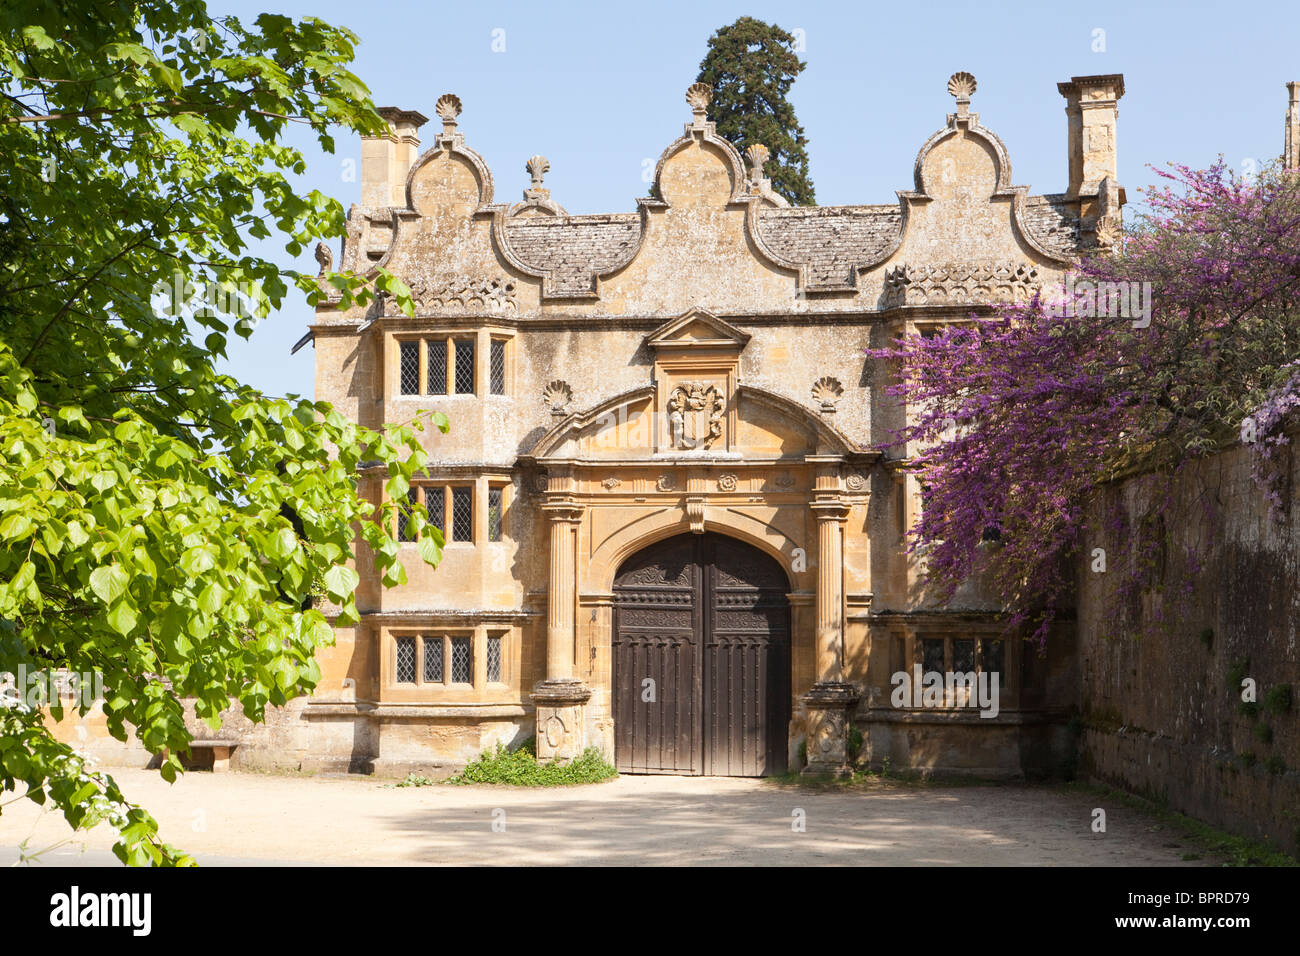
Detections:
[696, 17, 815, 205]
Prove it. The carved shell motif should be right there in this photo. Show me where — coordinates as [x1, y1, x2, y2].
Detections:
[526, 154, 549, 188]
[541, 380, 572, 414]
[685, 82, 713, 112]
[947, 71, 977, 100]
[811, 376, 844, 410]
[434, 93, 463, 123]
[744, 143, 770, 177]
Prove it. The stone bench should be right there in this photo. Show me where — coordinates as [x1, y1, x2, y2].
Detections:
[184, 739, 239, 772]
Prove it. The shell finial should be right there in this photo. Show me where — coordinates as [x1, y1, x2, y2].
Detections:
[686, 82, 713, 122]
[947, 72, 977, 99]
[744, 143, 770, 178]
[947, 72, 976, 119]
[434, 93, 463, 131]
[526, 155, 549, 189]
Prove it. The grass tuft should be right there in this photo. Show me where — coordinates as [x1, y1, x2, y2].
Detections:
[446, 738, 618, 786]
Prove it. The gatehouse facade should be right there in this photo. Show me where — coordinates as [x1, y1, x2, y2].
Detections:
[290, 71, 1120, 777]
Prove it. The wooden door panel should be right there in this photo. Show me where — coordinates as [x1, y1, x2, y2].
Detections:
[613, 533, 790, 777]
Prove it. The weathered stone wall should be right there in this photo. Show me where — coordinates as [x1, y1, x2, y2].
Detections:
[1076, 436, 1300, 853]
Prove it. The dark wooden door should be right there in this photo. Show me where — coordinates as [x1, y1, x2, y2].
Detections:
[612, 533, 790, 776]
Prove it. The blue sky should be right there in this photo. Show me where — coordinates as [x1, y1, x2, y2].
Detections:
[209, 0, 1300, 399]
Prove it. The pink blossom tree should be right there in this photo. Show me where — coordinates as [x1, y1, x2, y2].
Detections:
[872, 160, 1300, 643]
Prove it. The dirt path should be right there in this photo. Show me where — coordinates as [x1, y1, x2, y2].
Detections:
[0, 769, 1214, 866]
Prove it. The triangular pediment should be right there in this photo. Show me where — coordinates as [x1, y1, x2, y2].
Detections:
[645, 308, 751, 350]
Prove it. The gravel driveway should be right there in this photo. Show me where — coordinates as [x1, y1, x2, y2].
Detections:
[0, 769, 1215, 866]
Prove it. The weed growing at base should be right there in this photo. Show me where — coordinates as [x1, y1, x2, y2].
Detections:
[446, 739, 617, 786]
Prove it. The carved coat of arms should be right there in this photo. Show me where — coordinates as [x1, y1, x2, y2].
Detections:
[667, 382, 724, 450]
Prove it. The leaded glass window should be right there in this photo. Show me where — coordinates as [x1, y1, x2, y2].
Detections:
[450, 636, 472, 683]
[921, 638, 945, 675]
[395, 637, 416, 684]
[983, 638, 1004, 678]
[454, 338, 474, 394]
[426, 486, 445, 536]
[427, 339, 447, 395]
[451, 486, 472, 542]
[487, 486, 503, 542]
[423, 636, 443, 683]
[954, 639, 975, 673]
[399, 341, 419, 395]
[489, 338, 506, 395]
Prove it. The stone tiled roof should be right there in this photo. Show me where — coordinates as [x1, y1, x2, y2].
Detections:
[756, 205, 903, 286]
[1021, 194, 1080, 257]
[496, 195, 1080, 299]
[503, 213, 641, 297]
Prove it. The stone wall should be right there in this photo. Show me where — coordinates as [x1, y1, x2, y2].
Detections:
[1076, 434, 1300, 854]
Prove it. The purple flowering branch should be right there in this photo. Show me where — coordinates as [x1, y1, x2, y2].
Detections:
[870, 160, 1300, 644]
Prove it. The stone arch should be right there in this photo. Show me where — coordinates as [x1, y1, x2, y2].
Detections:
[589, 508, 797, 596]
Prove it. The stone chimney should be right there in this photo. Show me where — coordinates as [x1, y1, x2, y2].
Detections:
[1286, 81, 1300, 170]
[1058, 74, 1125, 199]
[361, 107, 428, 208]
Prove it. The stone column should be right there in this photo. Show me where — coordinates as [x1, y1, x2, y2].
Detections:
[532, 493, 590, 762]
[801, 465, 860, 776]
[812, 498, 848, 683]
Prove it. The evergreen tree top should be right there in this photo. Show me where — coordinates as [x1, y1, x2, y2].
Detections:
[696, 16, 815, 206]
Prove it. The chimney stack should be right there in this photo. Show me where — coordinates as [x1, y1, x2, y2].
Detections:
[1286, 81, 1299, 170]
[361, 107, 428, 208]
[1058, 74, 1125, 200]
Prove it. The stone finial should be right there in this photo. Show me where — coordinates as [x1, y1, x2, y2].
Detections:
[525, 155, 551, 201]
[686, 82, 712, 125]
[434, 93, 462, 133]
[1286, 81, 1300, 171]
[511, 155, 567, 215]
[948, 71, 976, 118]
[744, 143, 770, 179]
[527, 155, 549, 190]
[314, 241, 332, 276]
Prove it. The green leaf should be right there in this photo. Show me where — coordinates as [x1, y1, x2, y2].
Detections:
[89, 564, 130, 604]
[266, 526, 298, 560]
[106, 599, 139, 636]
[197, 582, 226, 614]
[0, 512, 33, 541]
[322, 564, 359, 600]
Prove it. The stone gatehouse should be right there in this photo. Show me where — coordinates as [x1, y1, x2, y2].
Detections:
[289, 71, 1124, 778]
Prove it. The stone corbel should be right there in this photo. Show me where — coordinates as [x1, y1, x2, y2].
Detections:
[685, 495, 706, 534]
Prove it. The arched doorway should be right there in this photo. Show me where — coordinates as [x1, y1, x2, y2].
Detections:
[612, 533, 791, 776]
